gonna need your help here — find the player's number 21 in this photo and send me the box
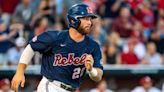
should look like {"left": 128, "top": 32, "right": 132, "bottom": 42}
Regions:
{"left": 72, "top": 67, "right": 85, "bottom": 79}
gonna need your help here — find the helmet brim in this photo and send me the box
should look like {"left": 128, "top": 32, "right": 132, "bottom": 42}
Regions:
{"left": 87, "top": 14, "right": 97, "bottom": 19}
{"left": 76, "top": 14, "right": 97, "bottom": 19}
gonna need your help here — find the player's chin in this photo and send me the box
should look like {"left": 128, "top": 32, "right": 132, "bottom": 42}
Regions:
{"left": 83, "top": 31, "right": 89, "bottom": 35}
{"left": 84, "top": 28, "right": 91, "bottom": 34}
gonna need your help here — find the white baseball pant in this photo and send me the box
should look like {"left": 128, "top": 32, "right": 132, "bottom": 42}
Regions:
{"left": 37, "top": 77, "right": 76, "bottom": 92}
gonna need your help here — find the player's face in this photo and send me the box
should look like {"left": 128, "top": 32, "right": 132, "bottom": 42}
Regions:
{"left": 78, "top": 17, "right": 92, "bottom": 35}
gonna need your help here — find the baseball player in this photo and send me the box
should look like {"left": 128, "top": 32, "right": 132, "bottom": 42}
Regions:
{"left": 11, "top": 3, "right": 103, "bottom": 92}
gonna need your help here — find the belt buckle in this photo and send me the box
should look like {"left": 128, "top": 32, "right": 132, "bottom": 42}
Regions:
{"left": 61, "top": 83, "right": 76, "bottom": 92}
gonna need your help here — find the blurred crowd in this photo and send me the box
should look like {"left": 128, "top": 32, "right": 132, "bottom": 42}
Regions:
{"left": 0, "top": 0, "right": 164, "bottom": 66}
{"left": 0, "top": 76, "right": 163, "bottom": 92}
{"left": 1, "top": 0, "right": 164, "bottom": 92}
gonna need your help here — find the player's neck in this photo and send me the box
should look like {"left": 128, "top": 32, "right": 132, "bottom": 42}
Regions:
{"left": 69, "top": 28, "right": 85, "bottom": 42}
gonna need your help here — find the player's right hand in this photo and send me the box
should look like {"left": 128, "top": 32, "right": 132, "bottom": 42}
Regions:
{"left": 11, "top": 73, "right": 25, "bottom": 92}
{"left": 85, "top": 54, "right": 94, "bottom": 71}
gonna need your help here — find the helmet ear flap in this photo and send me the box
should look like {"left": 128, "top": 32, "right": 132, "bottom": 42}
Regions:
{"left": 67, "top": 15, "right": 81, "bottom": 29}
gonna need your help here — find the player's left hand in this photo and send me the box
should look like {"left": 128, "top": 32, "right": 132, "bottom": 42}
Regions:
{"left": 85, "top": 54, "right": 94, "bottom": 71}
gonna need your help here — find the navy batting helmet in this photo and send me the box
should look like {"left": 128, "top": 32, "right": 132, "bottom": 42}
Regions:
{"left": 67, "top": 3, "right": 97, "bottom": 29}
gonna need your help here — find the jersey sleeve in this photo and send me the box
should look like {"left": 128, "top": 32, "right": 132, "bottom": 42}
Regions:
{"left": 29, "top": 31, "right": 54, "bottom": 53}
{"left": 91, "top": 42, "right": 103, "bottom": 70}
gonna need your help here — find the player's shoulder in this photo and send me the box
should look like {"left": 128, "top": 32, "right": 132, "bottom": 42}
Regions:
{"left": 86, "top": 36, "right": 100, "bottom": 47}
{"left": 45, "top": 29, "right": 68, "bottom": 38}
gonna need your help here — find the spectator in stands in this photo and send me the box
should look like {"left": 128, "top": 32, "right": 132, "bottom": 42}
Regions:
{"left": 0, "top": 0, "right": 19, "bottom": 15}
{"left": 156, "top": 19, "right": 164, "bottom": 40}
{"left": 13, "top": 0, "right": 34, "bottom": 42}
{"left": 123, "top": 31, "right": 146, "bottom": 60}
{"left": 128, "top": 0, "right": 142, "bottom": 11}
{"left": 107, "top": 32, "right": 122, "bottom": 51}
{"left": 104, "top": 32, "right": 122, "bottom": 65}
{"left": 0, "top": 0, "right": 19, "bottom": 25}
{"left": 111, "top": 7, "right": 136, "bottom": 40}
{"left": 134, "top": 0, "right": 154, "bottom": 29}
{"left": 0, "top": 78, "right": 13, "bottom": 92}
{"left": 0, "top": 18, "right": 18, "bottom": 65}
{"left": 132, "top": 21, "right": 146, "bottom": 42}
{"left": 141, "top": 42, "right": 163, "bottom": 65}
{"left": 131, "top": 76, "right": 161, "bottom": 92}
{"left": 7, "top": 37, "right": 26, "bottom": 65}
{"left": 89, "top": 80, "right": 113, "bottom": 92}
{"left": 33, "top": 17, "right": 48, "bottom": 36}
{"left": 104, "top": 44, "right": 119, "bottom": 64}
{"left": 149, "top": 19, "right": 164, "bottom": 55}
{"left": 159, "top": 0, "right": 164, "bottom": 20}
{"left": 31, "top": 0, "right": 40, "bottom": 10}
{"left": 103, "top": 0, "right": 126, "bottom": 30}
{"left": 13, "top": 0, "right": 34, "bottom": 25}
{"left": 0, "top": 7, "right": 2, "bottom": 16}
{"left": 148, "top": 20, "right": 164, "bottom": 64}
{"left": 117, "top": 39, "right": 139, "bottom": 64}
{"left": 37, "top": 0, "right": 56, "bottom": 27}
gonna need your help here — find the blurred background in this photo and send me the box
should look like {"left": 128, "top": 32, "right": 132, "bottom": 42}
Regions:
{"left": 0, "top": 0, "right": 164, "bottom": 92}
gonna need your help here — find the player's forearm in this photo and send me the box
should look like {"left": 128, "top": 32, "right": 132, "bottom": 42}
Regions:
{"left": 16, "top": 63, "right": 27, "bottom": 75}
{"left": 89, "top": 68, "right": 103, "bottom": 82}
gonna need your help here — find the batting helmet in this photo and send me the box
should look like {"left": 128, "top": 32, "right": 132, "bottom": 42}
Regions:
{"left": 67, "top": 3, "right": 97, "bottom": 29}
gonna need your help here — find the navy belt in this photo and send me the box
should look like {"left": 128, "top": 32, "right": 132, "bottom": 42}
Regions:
{"left": 48, "top": 79, "right": 76, "bottom": 92}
